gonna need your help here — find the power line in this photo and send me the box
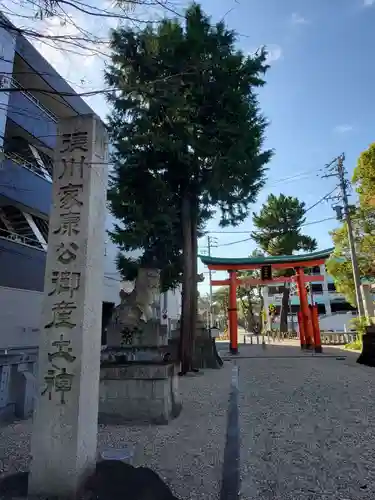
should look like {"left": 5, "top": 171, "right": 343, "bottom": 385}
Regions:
{"left": 304, "top": 187, "right": 339, "bottom": 213}
{"left": 266, "top": 169, "right": 322, "bottom": 188}
{"left": 202, "top": 217, "right": 337, "bottom": 237}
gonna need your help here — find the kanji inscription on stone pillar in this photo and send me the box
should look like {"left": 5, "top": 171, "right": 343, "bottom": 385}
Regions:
{"left": 29, "top": 114, "right": 108, "bottom": 498}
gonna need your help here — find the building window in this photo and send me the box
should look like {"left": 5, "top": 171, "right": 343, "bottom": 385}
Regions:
{"left": 5, "top": 136, "right": 53, "bottom": 180}
{"left": 268, "top": 285, "right": 285, "bottom": 295}
{"left": 0, "top": 206, "right": 47, "bottom": 249}
{"left": 311, "top": 284, "right": 323, "bottom": 293}
{"left": 32, "top": 215, "right": 49, "bottom": 242}
{"left": 317, "top": 304, "right": 326, "bottom": 315}
{"left": 328, "top": 283, "right": 336, "bottom": 292}
{"left": 331, "top": 302, "right": 356, "bottom": 313}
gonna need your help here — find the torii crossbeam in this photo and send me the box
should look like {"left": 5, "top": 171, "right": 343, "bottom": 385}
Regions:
{"left": 199, "top": 248, "right": 334, "bottom": 354}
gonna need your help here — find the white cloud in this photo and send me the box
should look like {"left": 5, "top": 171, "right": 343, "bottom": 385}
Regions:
{"left": 2, "top": 0, "right": 112, "bottom": 119}
{"left": 291, "top": 13, "right": 309, "bottom": 25}
{"left": 265, "top": 45, "right": 283, "bottom": 63}
{"left": 364, "top": 0, "right": 375, "bottom": 6}
{"left": 333, "top": 124, "right": 353, "bottom": 133}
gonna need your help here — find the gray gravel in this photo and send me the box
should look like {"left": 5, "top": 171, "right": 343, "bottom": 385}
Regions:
{"left": 0, "top": 363, "right": 231, "bottom": 500}
{"left": 238, "top": 344, "right": 375, "bottom": 500}
{"left": 1, "top": 344, "right": 375, "bottom": 500}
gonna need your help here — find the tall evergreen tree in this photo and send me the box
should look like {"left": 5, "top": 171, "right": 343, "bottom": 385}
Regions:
{"left": 252, "top": 194, "right": 317, "bottom": 332}
{"left": 106, "top": 3, "right": 272, "bottom": 373}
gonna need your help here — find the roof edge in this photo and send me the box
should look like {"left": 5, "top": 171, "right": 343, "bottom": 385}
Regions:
{"left": 199, "top": 248, "right": 334, "bottom": 266}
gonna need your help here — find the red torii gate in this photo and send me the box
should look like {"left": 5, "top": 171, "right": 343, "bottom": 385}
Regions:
{"left": 199, "top": 248, "right": 334, "bottom": 354}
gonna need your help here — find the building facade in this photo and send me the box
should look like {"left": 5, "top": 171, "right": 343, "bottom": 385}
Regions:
{"left": 263, "top": 264, "right": 357, "bottom": 332}
{"left": 0, "top": 16, "right": 181, "bottom": 351}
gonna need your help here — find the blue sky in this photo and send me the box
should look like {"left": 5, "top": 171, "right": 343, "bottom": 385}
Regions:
{"left": 194, "top": 0, "right": 375, "bottom": 294}
{"left": 6, "top": 0, "right": 375, "bottom": 295}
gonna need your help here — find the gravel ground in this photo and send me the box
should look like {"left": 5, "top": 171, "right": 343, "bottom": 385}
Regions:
{"left": 1, "top": 344, "right": 375, "bottom": 500}
{"left": 237, "top": 344, "right": 375, "bottom": 500}
{"left": 0, "top": 362, "right": 231, "bottom": 500}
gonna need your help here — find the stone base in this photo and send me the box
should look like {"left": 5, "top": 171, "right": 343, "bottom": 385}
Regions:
{"left": 193, "top": 338, "right": 223, "bottom": 369}
{"left": 357, "top": 326, "right": 375, "bottom": 367}
{"left": 99, "top": 363, "right": 182, "bottom": 424}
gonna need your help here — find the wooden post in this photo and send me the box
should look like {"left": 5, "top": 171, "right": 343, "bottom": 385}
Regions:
{"left": 295, "top": 268, "right": 314, "bottom": 349}
{"left": 228, "top": 270, "right": 238, "bottom": 354}
{"left": 311, "top": 304, "right": 322, "bottom": 353}
{"left": 297, "top": 311, "right": 306, "bottom": 350}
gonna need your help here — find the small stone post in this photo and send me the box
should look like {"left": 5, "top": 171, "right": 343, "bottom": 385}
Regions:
{"left": 28, "top": 115, "right": 108, "bottom": 497}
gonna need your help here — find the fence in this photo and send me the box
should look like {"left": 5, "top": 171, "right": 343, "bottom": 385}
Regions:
{"left": 242, "top": 331, "right": 358, "bottom": 346}
{"left": 320, "top": 331, "right": 358, "bottom": 345}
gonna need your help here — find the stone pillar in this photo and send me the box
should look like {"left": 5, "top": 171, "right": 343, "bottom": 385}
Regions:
{"left": 29, "top": 115, "right": 108, "bottom": 497}
{"left": 361, "top": 284, "right": 375, "bottom": 319}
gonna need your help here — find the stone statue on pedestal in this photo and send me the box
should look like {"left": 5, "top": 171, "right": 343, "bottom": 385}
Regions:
{"left": 99, "top": 268, "right": 181, "bottom": 424}
{"left": 105, "top": 268, "right": 165, "bottom": 354}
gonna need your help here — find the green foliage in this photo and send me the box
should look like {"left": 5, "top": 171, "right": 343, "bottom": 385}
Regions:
{"left": 252, "top": 194, "right": 317, "bottom": 255}
{"left": 327, "top": 143, "right": 375, "bottom": 305}
{"left": 350, "top": 316, "right": 368, "bottom": 337}
{"left": 326, "top": 225, "right": 357, "bottom": 306}
{"left": 252, "top": 194, "right": 317, "bottom": 331}
{"left": 212, "top": 287, "right": 229, "bottom": 317}
{"left": 344, "top": 317, "right": 368, "bottom": 351}
{"left": 353, "top": 143, "right": 375, "bottom": 213}
{"left": 237, "top": 249, "right": 264, "bottom": 330}
{"left": 106, "top": 3, "right": 272, "bottom": 292}
{"left": 268, "top": 304, "right": 276, "bottom": 314}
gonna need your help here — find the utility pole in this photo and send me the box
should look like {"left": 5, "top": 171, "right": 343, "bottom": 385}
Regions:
{"left": 324, "top": 153, "right": 365, "bottom": 317}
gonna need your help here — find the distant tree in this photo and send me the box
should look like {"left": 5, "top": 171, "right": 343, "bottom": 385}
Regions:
{"left": 212, "top": 287, "right": 229, "bottom": 320}
{"left": 237, "top": 249, "right": 264, "bottom": 332}
{"left": 327, "top": 143, "right": 375, "bottom": 306}
{"left": 106, "top": 3, "right": 272, "bottom": 374}
{"left": 252, "top": 194, "right": 317, "bottom": 332}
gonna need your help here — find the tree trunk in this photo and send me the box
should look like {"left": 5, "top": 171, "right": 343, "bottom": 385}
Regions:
{"left": 258, "top": 286, "right": 264, "bottom": 332}
{"left": 189, "top": 201, "right": 198, "bottom": 372}
{"left": 247, "top": 294, "right": 255, "bottom": 332}
{"left": 280, "top": 283, "right": 290, "bottom": 333}
{"left": 179, "top": 191, "right": 193, "bottom": 375}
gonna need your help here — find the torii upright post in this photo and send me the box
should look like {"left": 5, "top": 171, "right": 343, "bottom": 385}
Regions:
{"left": 228, "top": 270, "right": 238, "bottom": 354}
{"left": 295, "top": 267, "right": 314, "bottom": 349}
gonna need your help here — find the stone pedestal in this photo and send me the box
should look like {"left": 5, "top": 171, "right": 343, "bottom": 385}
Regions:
{"left": 100, "top": 275, "right": 181, "bottom": 424}
{"left": 357, "top": 324, "right": 375, "bottom": 367}
{"left": 193, "top": 319, "right": 223, "bottom": 369}
{"left": 167, "top": 320, "right": 223, "bottom": 369}
{"left": 99, "top": 363, "right": 181, "bottom": 424}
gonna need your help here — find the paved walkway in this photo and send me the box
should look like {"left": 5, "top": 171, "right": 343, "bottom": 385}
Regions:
{"left": 0, "top": 344, "right": 374, "bottom": 499}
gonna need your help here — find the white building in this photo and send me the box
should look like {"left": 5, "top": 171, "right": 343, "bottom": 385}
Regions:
{"left": 263, "top": 264, "right": 358, "bottom": 332}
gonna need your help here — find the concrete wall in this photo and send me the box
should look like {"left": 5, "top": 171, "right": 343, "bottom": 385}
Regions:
{"left": 319, "top": 313, "right": 357, "bottom": 332}
{"left": 0, "top": 158, "right": 52, "bottom": 216}
{"left": 0, "top": 238, "right": 46, "bottom": 291}
{"left": 0, "top": 25, "right": 16, "bottom": 149}
{"left": 0, "top": 286, "right": 42, "bottom": 348}
{"left": 15, "top": 33, "right": 94, "bottom": 117}
{"left": 7, "top": 90, "right": 57, "bottom": 149}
